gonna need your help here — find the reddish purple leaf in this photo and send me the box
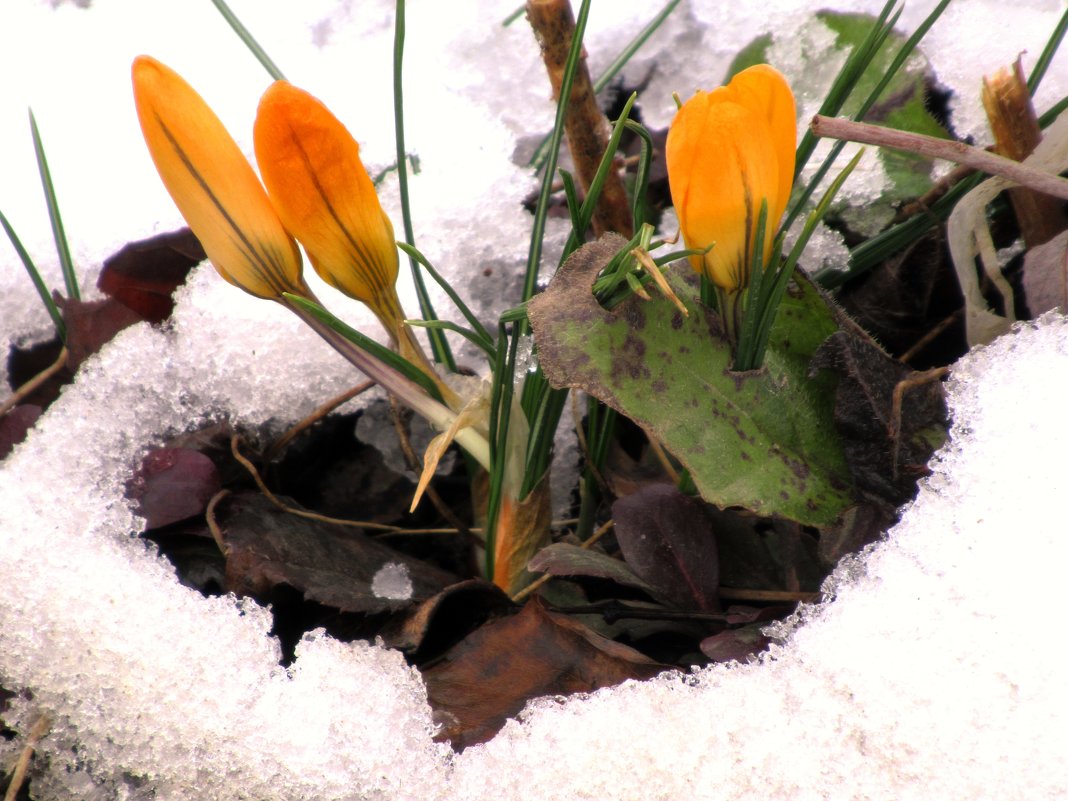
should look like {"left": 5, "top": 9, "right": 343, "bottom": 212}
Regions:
{"left": 527, "top": 542, "right": 656, "bottom": 595}
{"left": 97, "top": 228, "right": 205, "bottom": 323}
{"left": 128, "top": 447, "right": 221, "bottom": 529}
{"left": 612, "top": 484, "right": 720, "bottom": 612}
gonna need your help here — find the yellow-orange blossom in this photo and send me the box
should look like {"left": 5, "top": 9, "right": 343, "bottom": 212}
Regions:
{"left": 132, "top": 55, "right": 308, "bottom": 301}
{"left": 666, "top": 64, "right": 796, "bottom": 292}
{"left": 254, "top": 83, "right": 403, "bottom": 330}
{"left": 133, "top": 56, "right": 451, "bottom": 400}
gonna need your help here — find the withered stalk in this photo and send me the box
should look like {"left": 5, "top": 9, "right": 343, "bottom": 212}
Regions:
{"left": 982, "top": 59, "right": 1068, "bottom": 246}
{"left": 811, "top": 114, "right": 1068, "bottom": 202}
{"left": 526, "top": 0, "right": 634, "bottom": 238}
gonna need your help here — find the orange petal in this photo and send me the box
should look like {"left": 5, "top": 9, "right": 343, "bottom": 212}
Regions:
{"left": 131, "top": 56, "right": 304, "bottom": 300}
{"left": 665, "top": 64, "right": 796, "bottom": 290}
{"left": 723, "top": 65, "right": 797, "bottom": 231}
{"left": 254, "top": 82, "right": 399, "bottom": 319}
{"left": 667, "top": 95, "right": 780, "bottom": 290}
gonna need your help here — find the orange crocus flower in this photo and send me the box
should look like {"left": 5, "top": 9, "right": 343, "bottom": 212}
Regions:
{"left": 253, "top": 82, "right": 403, "bottom": 332}
{"left": 131, "top": 56, "right": 308, "bottom": 300}
{"left": 666, "top": 64, "right": 796, "bottom": 292}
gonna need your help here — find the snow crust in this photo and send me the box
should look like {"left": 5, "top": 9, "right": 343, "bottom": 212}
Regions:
{"left": 2, "top": 0, "right": 1068, "bottom": 798}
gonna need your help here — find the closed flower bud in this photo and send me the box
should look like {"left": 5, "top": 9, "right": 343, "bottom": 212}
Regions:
{"left": 666, "top": 64, "right": 796, "bottom": 292}
{"left": 253, "top": 82, "right": 402, "bottom": 328}
{"left": 132, "top": 56, "right": 306, "bottom": 300}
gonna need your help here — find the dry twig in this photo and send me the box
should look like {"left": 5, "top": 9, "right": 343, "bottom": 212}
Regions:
{"left": 0, "top": 347, "right": 68, "bottom": 417}
{"left": 811, "top": 114, "right": 1068, "bottom": 201}
{"left": 527, "top": 0, "right": 633, "bottom": 237}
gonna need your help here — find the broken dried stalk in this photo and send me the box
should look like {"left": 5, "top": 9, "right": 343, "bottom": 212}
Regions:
{"left": 982, "top": 59, "right": 1068, "bottom": 246}
{"left": 527, "top": 0, "right": 633, "bottom": 237}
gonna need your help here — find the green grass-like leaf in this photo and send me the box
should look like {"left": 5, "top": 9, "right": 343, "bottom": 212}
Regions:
{"left": 397, "top": 242, "right": 495, "bottom": 353}
{"left": 393, "top": 0, "right": 454, "bottom": 372}
{"left": 1029, "top": 7, "right": 1068, "bottom": 94}
{"left": 30, "top": 110, "right": 78, "bottom": 302}
{"left": 209, "top": 0, "right": 286, "bottom": 80}
{"left": 0, "top": 209, "right": 66, "bottom": 342}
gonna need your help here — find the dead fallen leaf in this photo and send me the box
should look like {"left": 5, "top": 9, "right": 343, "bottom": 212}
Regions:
{"left": 809, "top": 330, "right": 946, "bottom": 509}
{"left": 700, "top": 625, "right": 771, "bottom": 664}
{"left": 379, "top": 579, "right": 515, "bottom": 662}
{"left": 216, "top": 491, "right": 455, "bottom": 614}
{"left": 422, "top": 598, "right": 666, "bottom": 749}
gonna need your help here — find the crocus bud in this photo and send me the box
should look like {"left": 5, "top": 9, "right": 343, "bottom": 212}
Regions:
{"left": 132, "top": 56, "right": 307, "bottom": 300}
{"left": 253, "top": 82, "right": 402, "bottom": 328}
{"left": 666, "top": 64, "right": 796, "bottom": 292}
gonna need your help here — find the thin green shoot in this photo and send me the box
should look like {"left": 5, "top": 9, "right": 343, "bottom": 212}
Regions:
{"left": 791, "top": 0, "right": 900, "bottom": 182}
{"left": 393, "top": 0, "right": 454, "bottom": 371}
{"left": 785, "top": 0, "right": 950, "bottom": 233}
{"left": 817, "top": 172, "right": 980, "bottom": 287}
{"left": 30, "top": 111, "right": 78, "bottom": 302}
{"left": 592, "top": 0, "right": 682, "bottom": 96}
{"left": 396, "top": 242, "right": 495, "bottom": 350}
{"left": 594, "top": 236, "right": 708, "bottom": 310}
{"left": 1028, "top": 7, "right": 1068, "bottom": 94}
{"left": 502, "top": 5, "right": 526, "bottom": 26}
{"left": 0, "top": 210, "right": 66, "bottom": 342}
{"left": 560, "top": 170, "right": 584, "bottom": 234}
{"left": 559, "top": 92, "right": 638, "bottom": 259}
{"left": 734, "top": 153, "right": 861, "bottom": 369}
{"left": 209, "top": 0, "right": 286, "bottom": 80}
{"left": 589, "top": 232, "right": 643, "bottom": 301}
{"left": 1039, "top": 94, "right": 1068, "bottom": 127}
{"left": 624, "top": 119, "right": 654, "bottom": 229}
{"left": 520, "top": 378, "right": 567, "bottom": 497}
{"left": 519, "top": 93, "right": 640, "bottom": 499}
{"left": 406, "top": 320, "right": 496, "bottom": 360}
{"left": 783, "top": 1, "right": 901, "bottom": 231}
{"left": 818, "top": 10, "right": 1064, "bottom": 289}
{"left": 729, "top": 201, "right": 769, "bottom": 367}
{"left": 749, "top": 150, "right": 862, "bottom": 364}
{"left": 484, "top": 320, "right": 522, "bottom": 579}
{"left": 498, "top": 303, "right": 532, "bottom": 325}
{"left": 578, "top": 399, "right": 616, "bottom": 538}
{"left": 513, "top": 0, "right": 594, "bottom": 503}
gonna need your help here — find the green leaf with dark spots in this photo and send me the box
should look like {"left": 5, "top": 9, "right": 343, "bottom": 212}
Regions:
{"left": 529, "top": 235, "right": 855, "bottom": 526}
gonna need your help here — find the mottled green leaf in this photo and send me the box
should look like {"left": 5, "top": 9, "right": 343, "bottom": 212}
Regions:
{"left": 529, "top": 235, "right": 855, "bottom": 526}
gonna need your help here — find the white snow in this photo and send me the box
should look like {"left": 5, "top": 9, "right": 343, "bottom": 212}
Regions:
{"left": 2, "top": 0, "right": 1067, "bottom": 799}
{"left": 372, "top": 561, "right": 415, "bottom": 601}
